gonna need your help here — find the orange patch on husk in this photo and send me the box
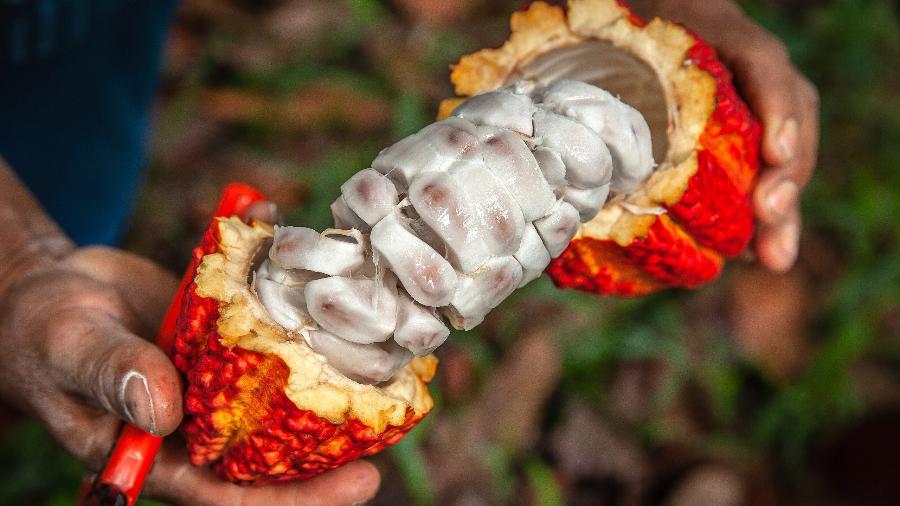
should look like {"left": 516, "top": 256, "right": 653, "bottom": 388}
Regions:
{"left": 547, "top": 237, "right": 664, "bottom": 296}
{"left": 548, "top": 215, "right": 723, "bottom": 296}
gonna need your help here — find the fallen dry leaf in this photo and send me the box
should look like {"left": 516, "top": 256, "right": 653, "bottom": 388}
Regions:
{"left": 727, "top": 264, "right": 813, "bottom": 380}
{"left": 391, "top": 0, "right": 474, "bottom": 26}
{"left": 200, "top": 84, "right": 391, "bottom": 133}
{"left": 664, "top": 465, "right": 745, "bottom": 506}
{"left": 549, "top": 401, "right": 646, "bottom": 498}
{"left": 436, "top": 344, "right": 477, "bottom": 403}
{"left": 607, "top": 359, "right": 668, "bottom": 426}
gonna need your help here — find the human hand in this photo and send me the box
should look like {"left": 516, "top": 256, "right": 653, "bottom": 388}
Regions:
{"left": 631, "top": 0, "right": 820, "bottom": 272}
{"left": 0, "top": 246, "right": 379, "bottom": 505}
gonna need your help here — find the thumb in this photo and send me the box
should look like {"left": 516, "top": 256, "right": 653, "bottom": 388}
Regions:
{"left": 49, "top": 311, "right": 184, "bottom": 436}
{"left": 65, "top": 247, "right": 180, "bottom": 335}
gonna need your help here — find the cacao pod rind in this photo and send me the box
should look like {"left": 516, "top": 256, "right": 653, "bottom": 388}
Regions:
{"left": 174, "top": 218, "right": 434, "bottom": 484}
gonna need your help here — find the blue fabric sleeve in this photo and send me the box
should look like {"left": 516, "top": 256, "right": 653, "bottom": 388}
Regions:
{"left": 0, "top": 0, "right": 177, "bottom": 246}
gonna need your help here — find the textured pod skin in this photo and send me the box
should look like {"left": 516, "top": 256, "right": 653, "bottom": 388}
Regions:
{"left": 440, "top": 0, "right": 761, "bottom": 296}
{"left": 173, "top": 217, "right": 436, "bottom": 484}
{"left": 172, "top": 0, "right": 758, "bottom": 486}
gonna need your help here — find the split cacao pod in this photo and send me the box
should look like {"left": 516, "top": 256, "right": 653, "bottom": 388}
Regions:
{"left": 174, "top": 0, "right": 760, "bottom": 484}
{"left": 439, "top": 0, "right": 761, "bottom": 296}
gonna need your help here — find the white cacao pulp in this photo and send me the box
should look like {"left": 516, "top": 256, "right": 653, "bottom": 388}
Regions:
{"left": 255, "top": 79, "right": 654, "bottom": 384}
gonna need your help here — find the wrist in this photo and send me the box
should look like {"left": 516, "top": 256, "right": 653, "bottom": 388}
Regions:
{"left": 0, "top": 232, "right": 74, "bottom": 300}
{"left": 0, "top": 162, "right": 76, "bottom": 300}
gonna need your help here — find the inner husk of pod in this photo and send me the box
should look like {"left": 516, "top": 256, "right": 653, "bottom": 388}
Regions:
{"left": 201, "top": 218, "right": 432, "bottom": 430}
{"left": 506, "top": 40, "right": 669, "bottom": 166}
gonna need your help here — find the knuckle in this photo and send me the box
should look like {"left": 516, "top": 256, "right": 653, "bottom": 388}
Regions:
{"left": 747, "top": 30, "right": 790, "bottom": 65}
{"left": 730, "top": 29, "right": 793, "bottom": 86}
{"left": 67, "top": 246, "right": 126, "bottom": 272}
{"left": 75, "top": 245, "right": 118, "bottom": 259}
{"left": 799, "top": 77, "right": 820, "bottom": 108}
{"left": 233, "top": 490, "right": 254, "bottom": 506}
{"left": 766, "top": 39, "right": 791, "bottom": 64}
{"left": 39, "top": 400, "right": 117, "bottom": 470}
{"left": 74, "top": 430, "right": 116, "bottom": 471}
{"left": 83, "top": 341, "right": 121, "bottom": 407}
{"left": 789, "top": 153, "right": 817, "bottom": 184}
{"left": 799, "top": 156, "right": 818, "bottom": 181}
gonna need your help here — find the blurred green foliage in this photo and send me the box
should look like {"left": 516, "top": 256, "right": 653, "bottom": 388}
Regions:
{"left": 1, "top": 0, "right": 897, "bottom": 504}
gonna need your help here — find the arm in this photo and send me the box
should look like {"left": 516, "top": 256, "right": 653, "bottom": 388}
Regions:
{"left": 0, "top": 162, "right": 75, "bottom": 295}
{"left": 630, "top": 0, "right": 819, "bottom": 272}
{"left": 0, "top": 161, "right": 379, "bottom": 505}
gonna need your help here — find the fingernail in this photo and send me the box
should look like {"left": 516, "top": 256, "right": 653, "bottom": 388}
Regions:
{"left": 775, "top": 118, "right": 798, "bottom": 162}
{"left": 766, "top": 179, "right": 798, "bottom": 219}
{"left": 776, "top": 221, "right": 800, "bottom": 269}
{"left": 121, "top": 371, "right": 158, "bottom": 435}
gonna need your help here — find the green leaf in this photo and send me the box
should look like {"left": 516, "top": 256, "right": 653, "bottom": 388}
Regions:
{"left": 524, "top": 456, "right": 565, "bottom": 506}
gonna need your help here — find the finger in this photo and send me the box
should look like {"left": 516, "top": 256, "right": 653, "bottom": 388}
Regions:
{"left": 753, "top": 78, "right": 819, "bottom": 225}
{"left": 64, "top": 247, "right": 180, "bottom": 335}
{"left": 753, "top": 168, "right": 799, "bottom": 226}
{"left": 712, "top": 18, "right": 819, "bottom": 177}
{"left": 647, "top": 4, "right": 819, "bottom": 181}
{"left": 243, "top": 200, "right": 280, "bottom": 224}
{"left": 45, "top": 307, "right": 183, "bottom": 436}
{"left": 722, "top": 30, "right": 799, "bottom": 167}
{"left": 145, "top": 439, "right": 381, "bottom": 506}
{"left": 714, "top": 20, "right": 819, "bottom": 261}
{"left": 760, "top": 75, "right": 819, "bottom": 184}
{"left": 754, "top": 208, "right": 801, "bottom": 272}
{"left": 32, "top": 392, "right": 123, "bottom": 470}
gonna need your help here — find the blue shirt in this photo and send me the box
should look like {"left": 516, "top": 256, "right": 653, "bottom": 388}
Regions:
{"left": 0, "top": 0, "right": 176, "bottom": 245}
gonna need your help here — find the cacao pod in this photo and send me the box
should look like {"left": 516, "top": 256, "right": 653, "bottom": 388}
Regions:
{"left": 174, "top": 0, "right": 760, "bottom": 484}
